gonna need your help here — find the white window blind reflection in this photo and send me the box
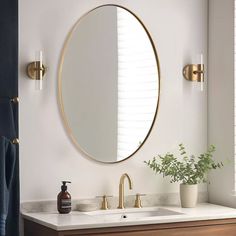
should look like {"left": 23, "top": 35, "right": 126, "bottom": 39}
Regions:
{"left": 117, "top": 8, "right": 158, "bottom": 161}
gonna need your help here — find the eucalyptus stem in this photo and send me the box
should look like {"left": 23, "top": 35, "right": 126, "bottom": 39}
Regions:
{"left": 144, "top": 144, "right": 223, "bottom": 184}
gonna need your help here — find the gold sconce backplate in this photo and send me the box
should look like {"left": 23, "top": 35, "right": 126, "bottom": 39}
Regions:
{"left": 27, "top": 61, "right": 46, "bottom": 80}
{"left": 183, "top": 64, "right": 204, "bottom": 82}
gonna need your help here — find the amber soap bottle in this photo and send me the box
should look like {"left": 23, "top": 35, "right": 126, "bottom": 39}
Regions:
{"left": 57, "top": 181, "right": 72, "bottom": 214}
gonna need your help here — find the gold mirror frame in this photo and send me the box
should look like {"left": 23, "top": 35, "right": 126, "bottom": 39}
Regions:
{"left": 58, "top": 4, "right": 161, "bottom": 164}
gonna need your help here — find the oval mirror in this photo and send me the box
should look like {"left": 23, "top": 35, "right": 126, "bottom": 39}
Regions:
{"left": 59, "top": 5, "right": 160, "bottom": 163}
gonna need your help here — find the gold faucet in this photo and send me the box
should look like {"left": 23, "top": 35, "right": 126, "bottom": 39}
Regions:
{"left": 118, "top": 173, "right": 133, "bottom": 209}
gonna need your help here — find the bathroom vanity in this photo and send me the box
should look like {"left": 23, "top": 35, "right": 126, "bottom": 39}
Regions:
{"left": 23, "top": 204, "right": 236, "bottom": 236}
{"left": 24, "top": 219, "right": 236, "bottom": 236}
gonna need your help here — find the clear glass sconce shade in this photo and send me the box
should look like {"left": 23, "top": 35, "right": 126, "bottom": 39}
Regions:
{"left": 35, "top": 50, "right": 43, "bottom": 90}
{"left": 197, "top": 53, "right": 204, "bottom": 92}
{"left": 26, "top": 50, "right": 47, "bottom": 90}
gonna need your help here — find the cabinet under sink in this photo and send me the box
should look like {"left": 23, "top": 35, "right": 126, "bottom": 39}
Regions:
{"left": 24, "top": 218, "right": 236, "bottom": 236}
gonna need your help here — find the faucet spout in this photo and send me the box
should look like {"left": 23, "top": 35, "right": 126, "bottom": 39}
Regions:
{"left": 118, "top": 173, "right": 133, "bottom": 209}
{"left": 120, "top": 173, "right": 133, "bottom": 189}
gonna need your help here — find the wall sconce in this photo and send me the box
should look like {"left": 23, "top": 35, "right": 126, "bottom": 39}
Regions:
{"left": 183, "top": 54, "right": 205, "bottom": 91}
{"left": 26, "top": 51, "right": 47, "bottom": 90}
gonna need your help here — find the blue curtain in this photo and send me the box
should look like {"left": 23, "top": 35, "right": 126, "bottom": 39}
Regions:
{"left": 0, "top": 0, "right": 19, "bottom": 235}
{"left": 0, "top": 99, "right": 19, "bottom": 236}
{"left": 0, "top": 136, "right": 16, "bottom": 236}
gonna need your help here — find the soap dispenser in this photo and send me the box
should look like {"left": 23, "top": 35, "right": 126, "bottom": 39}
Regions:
{"left": 57, "top": 181, "right": 72, "bottom": 214}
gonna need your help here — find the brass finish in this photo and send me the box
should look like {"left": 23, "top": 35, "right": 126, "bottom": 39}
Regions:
{"left": 12, "top": 138, "right": 19, "bottom": 144}
{"left": 57, "top": 4, "right": 161, "bottom": 164}
{"left": 11, "top": 97, "right": 19, "bottom": 103}
{"left": 27, "top": 61, "right": 46, "bottom": 80}
{"left": 96, "top": 195, "right": 112, "bottom": 210}
{"left": 183, "top": 64, "right": 204, "bottom": 82}
{"left": 134, "top": 194, "right": 146, "bottom": 208}
{"left": 118, "top": 173, "right": 133, "bottom": 209}
{"left": 101, "top": 195, "right": 109, "bottom": 210}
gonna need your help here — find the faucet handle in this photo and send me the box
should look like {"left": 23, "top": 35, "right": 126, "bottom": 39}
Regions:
{"left": 96, "top": 195, "right": 113, "bottom": 198}
{"left": 96, "top": 195, "right": 113, "bottom": 210}
{"left": 134, "top": 193, "right": 146, "bottom": 208}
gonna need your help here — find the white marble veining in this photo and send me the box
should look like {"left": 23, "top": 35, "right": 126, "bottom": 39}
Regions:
{"left": 22, "top": 203, "right": 236, "bottom": 231}
{"left": 21, "top": 192, "right": 208, "bottom": 213}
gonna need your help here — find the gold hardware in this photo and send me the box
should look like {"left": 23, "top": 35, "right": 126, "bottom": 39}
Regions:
{"left": 183, "top": 64, "right": 204, "bottom": 82}
{"left": 57, "top": 4, "right": 161, "bottom": 164}
{"left": 101, "top": 195, "right": 109, "bottom": 210}
{"left": 118, "top": 173, "right": 133, "bottom": 209}
{"left": 12, "top": 138, "right": 19, "bottom": 144}
{"left": 10, "top": 97, "right": 19, "bottom": 103}
{"left": 96, "top": 195, "right": 112, "bottom": 210}
{"left": 27, "top": 61, "right": 47, "bottom": 80}
{"left": 134, "top": 194, "right": 146, "bottom": 208}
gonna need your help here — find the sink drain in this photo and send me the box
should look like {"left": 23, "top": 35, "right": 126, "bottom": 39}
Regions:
{"left": 121, "top": 214, "right": 128, "bottom": 219}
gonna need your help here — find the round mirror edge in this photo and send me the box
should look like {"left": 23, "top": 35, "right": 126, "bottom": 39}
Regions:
{"left": 57, "top": 4, "right": 161, "bottom": 164}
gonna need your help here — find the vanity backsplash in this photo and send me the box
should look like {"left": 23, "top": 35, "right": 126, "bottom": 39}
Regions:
{"left": 21, "top": 192, "right": 208, "bottom": 213}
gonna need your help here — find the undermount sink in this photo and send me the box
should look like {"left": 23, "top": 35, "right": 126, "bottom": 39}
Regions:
{"left": 84, "top": 207, "right": 183, "bottom": 221}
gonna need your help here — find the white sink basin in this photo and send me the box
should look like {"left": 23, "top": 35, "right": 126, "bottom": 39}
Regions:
{"left": 84, "top": 207, "right": 183, "bottom": 221}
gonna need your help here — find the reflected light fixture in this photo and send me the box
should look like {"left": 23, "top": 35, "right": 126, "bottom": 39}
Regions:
{"left": 183, "top": 54, "right": 205, "bottom": 91}
{"left": 26, "top": 51, "right": 47, "bottom": 90}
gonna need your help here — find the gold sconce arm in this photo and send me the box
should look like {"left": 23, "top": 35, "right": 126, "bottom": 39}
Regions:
{"left": 26, "top": 61, "right": 47, "bottom": 80}
{"left": 183, "top": 64, "right": 204, "bottom": 82}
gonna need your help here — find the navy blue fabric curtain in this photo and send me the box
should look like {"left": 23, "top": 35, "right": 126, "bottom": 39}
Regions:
{"left": 0, "top": 137, "right": 16, "bottom": 236}
{"left": 0, "top": 0, "right": 19, "bottom": 235}
{"left": 0, "top": 0, "right": 18, "bottom": 97}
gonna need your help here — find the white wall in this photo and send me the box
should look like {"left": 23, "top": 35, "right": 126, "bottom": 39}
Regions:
{"left": 208, "top": 0, "right": 235, "bottom": 207}
{"left": 19, "top": 0, "right": 208, "bottom": 202}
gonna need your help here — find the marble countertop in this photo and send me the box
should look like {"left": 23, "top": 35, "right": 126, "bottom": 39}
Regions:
{"left": 22, "top": 203, "right": 236, "bottom": 231}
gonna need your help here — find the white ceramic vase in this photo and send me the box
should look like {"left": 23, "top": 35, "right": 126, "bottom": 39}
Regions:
{"left": 180, "top": 183, "right": 198, "bottom": 208}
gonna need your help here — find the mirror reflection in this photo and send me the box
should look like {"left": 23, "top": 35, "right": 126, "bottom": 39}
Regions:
{"left": 59, "top": 5, "right": 159, "bottom": 163}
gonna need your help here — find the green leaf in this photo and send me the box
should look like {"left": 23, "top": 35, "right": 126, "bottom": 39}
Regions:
{"left": 144, "top": 144, "right": 224, "bottom": 184}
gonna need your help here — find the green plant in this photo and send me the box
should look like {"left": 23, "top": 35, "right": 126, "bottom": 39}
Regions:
{"left": 144, "top": 144, "right": 223, "bottom": 185}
